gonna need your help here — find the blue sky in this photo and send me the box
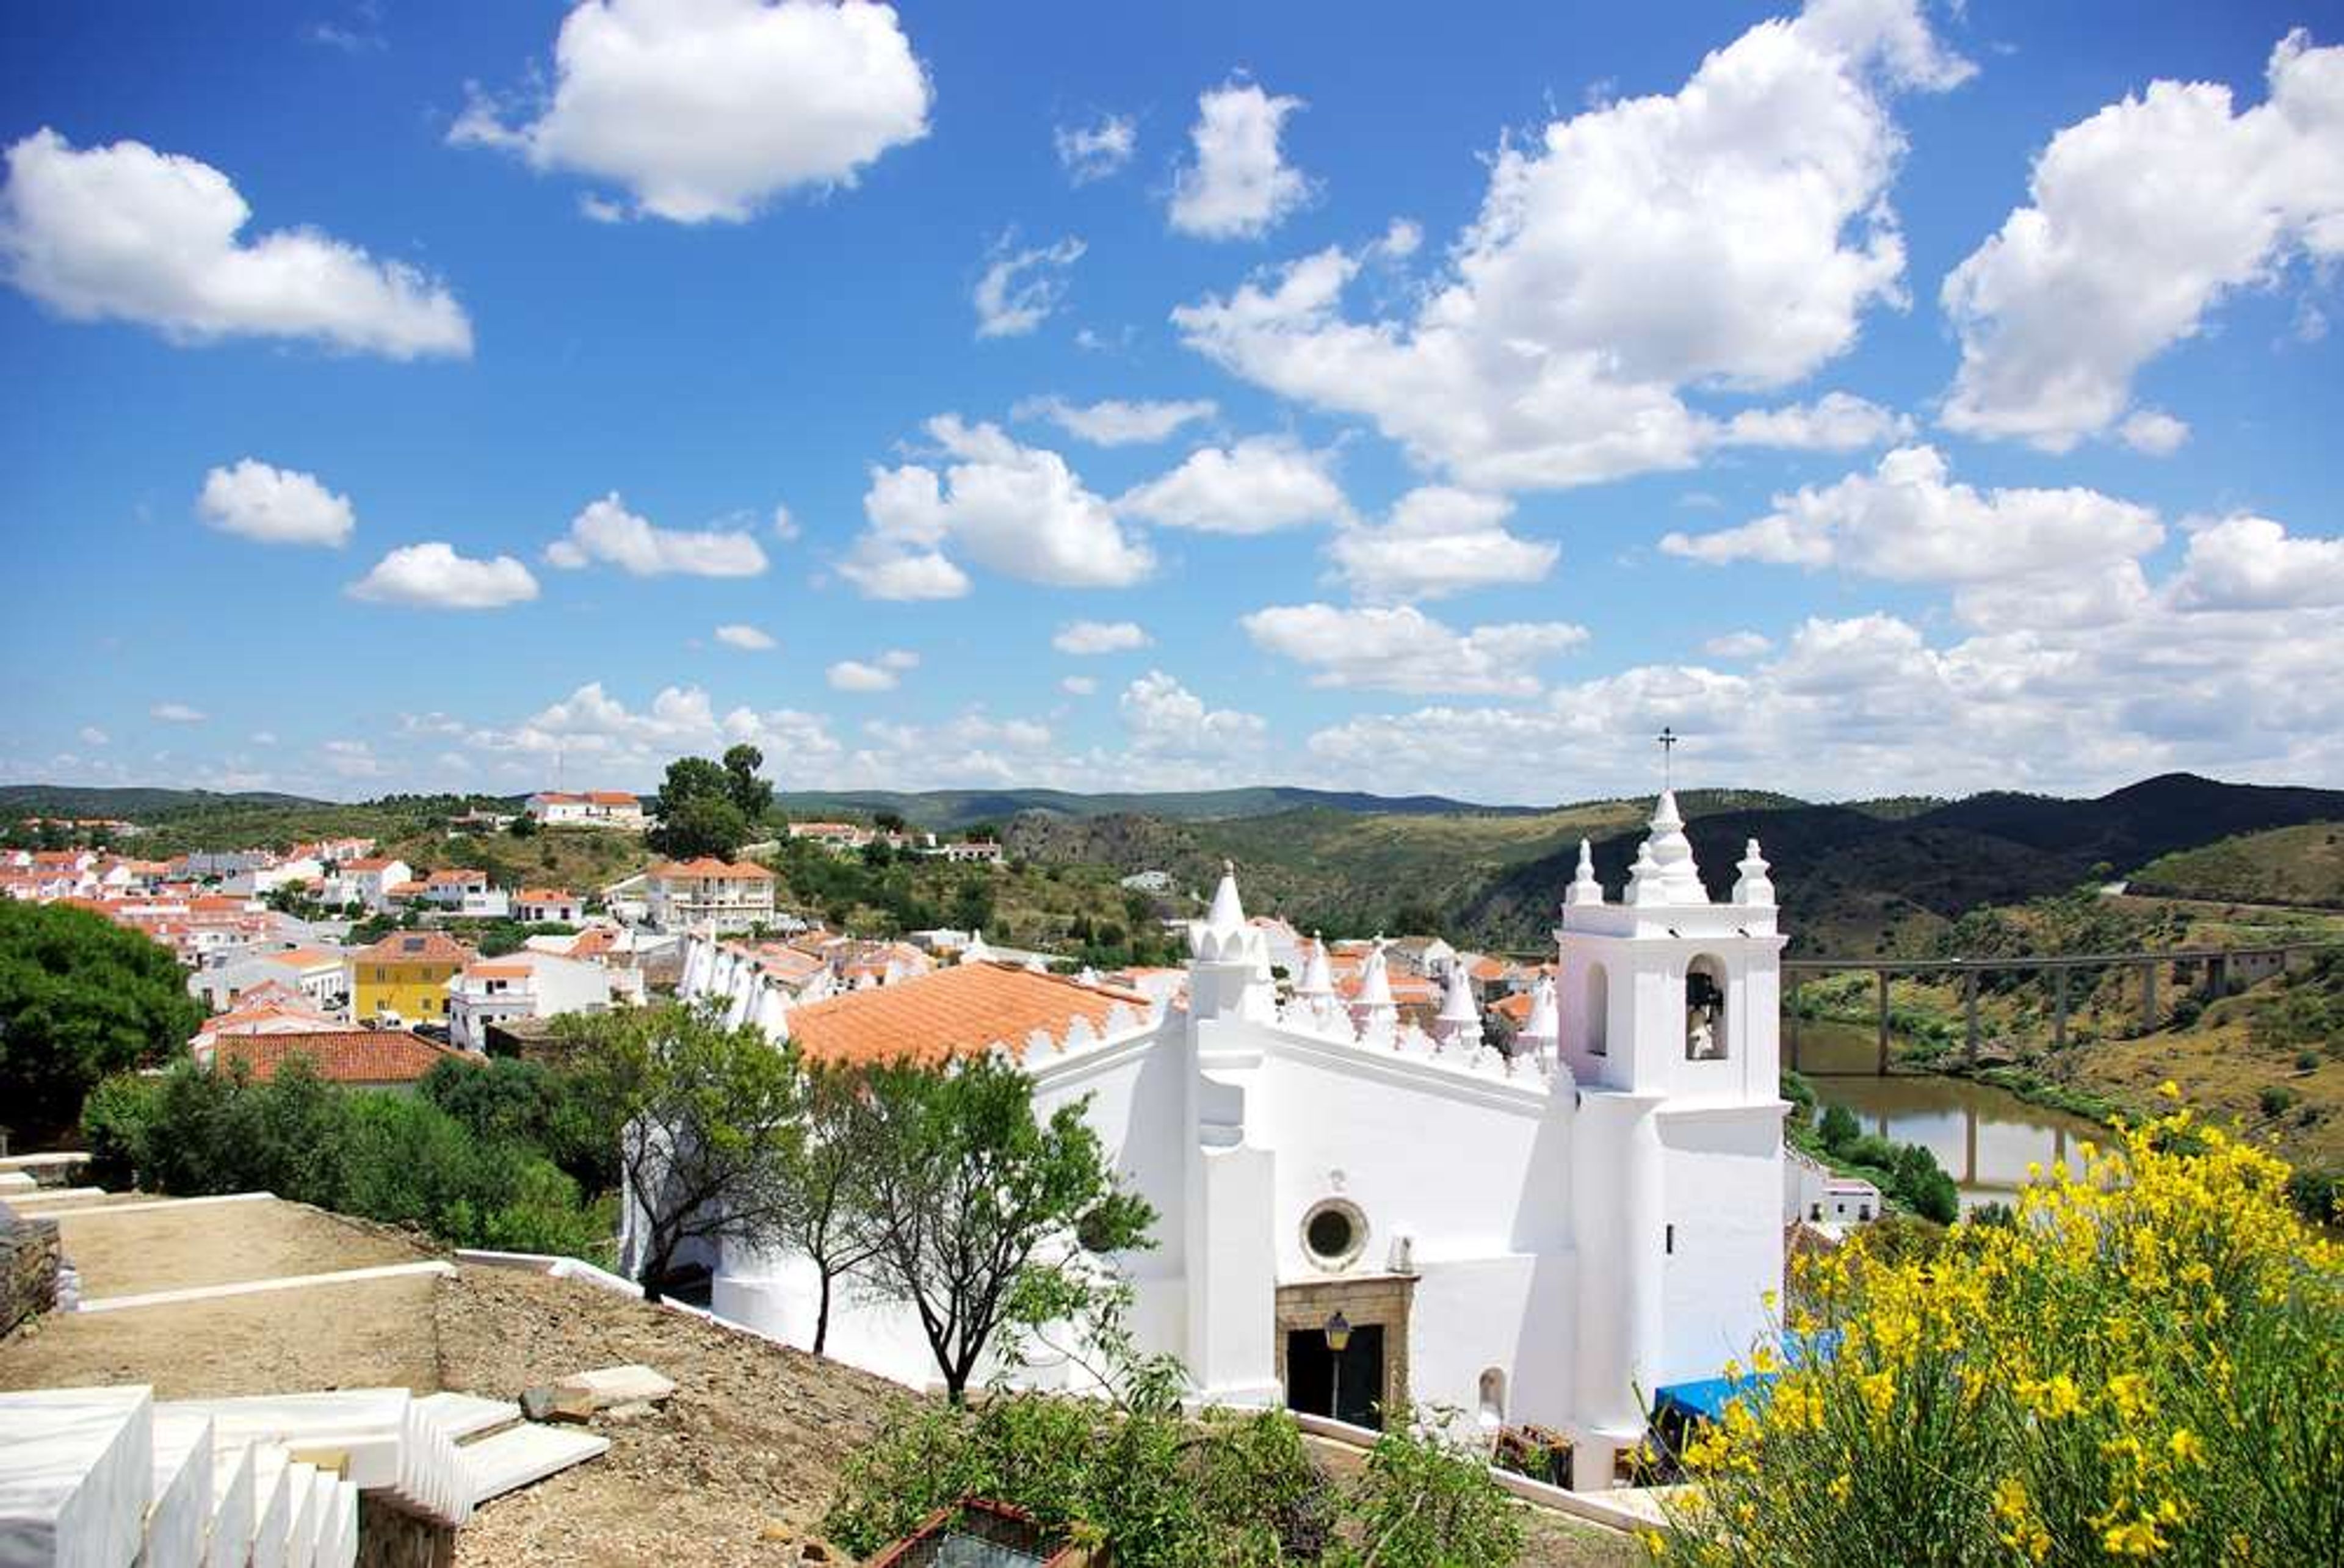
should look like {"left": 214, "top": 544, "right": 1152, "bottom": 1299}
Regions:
{"left": 3, "top": 0, "right": 2340, "bottom": 805}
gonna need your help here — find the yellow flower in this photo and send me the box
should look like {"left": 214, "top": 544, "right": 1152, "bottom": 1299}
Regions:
{"left": 2168, "top": 1428, "right": 2204, "bottom": 1466}
{"left": 1827, "top": 1472, "right": 1852, "bottom": 1504}
{"left": 2104, "top": 1517, "right": 2166, "bottom": 1556}
{"left": 1858, "top": 1368, "right": 1897, "bottom": 1420}
{"left": 2157, "top": 1079, "right": 2182, "bottom": 1100}
{"left": 1637, "top": 1528, "right": 1666, "bottom": 1559}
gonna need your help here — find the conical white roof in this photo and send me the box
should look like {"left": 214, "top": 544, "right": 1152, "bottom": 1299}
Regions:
{"left": 1637, "top": 790, "right": 1709, "bottom": 905}
{"left": 1356, "top": 941, "right": 1395, "bottom": 1009}
{"left": 1437, "top": 961, "right": 1480, "bottom": 1026}
{"left": 1296, "top": 934, "right": 1334, "bottom": 998}
{"left": 1206, "top": 860, "right": 1246, "bottom": 932}
{"left": 1521, "top": 974, "right": 1559, "bottom": 1042}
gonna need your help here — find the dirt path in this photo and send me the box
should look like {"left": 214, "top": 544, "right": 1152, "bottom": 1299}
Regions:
{"left": 0, "top": 1273, "right": 444, "bottom": 1397}
{"left": 55, "top": 1198, "right": 427, "bottom": 1297}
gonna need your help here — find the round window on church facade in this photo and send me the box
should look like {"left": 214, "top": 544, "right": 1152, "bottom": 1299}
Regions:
{"left": 1302, "top": 1199, "right": 1368, "bottom": 1270}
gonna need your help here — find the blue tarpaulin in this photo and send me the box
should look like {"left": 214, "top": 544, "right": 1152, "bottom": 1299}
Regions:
{"left": 1651, "top": 1331, "right": 1841, "bottom": 1426}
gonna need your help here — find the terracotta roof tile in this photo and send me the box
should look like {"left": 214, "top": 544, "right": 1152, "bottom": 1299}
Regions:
{"left": 786, "top": 961, "right": 1146, "bottom": 1069}
{"left": 353, "top": 930, "right": 476, "bottom": 965}
{"left": 211, "top": 1030, "right": 469, "bottom": 1084}
{"left": 649, "top": 858, "right": 774, "bottom": 881}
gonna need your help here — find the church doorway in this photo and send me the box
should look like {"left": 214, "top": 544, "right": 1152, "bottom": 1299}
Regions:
{"left": 1274, "top": 1275, "right": 1414, "bottom": 1432}
{"left": 1285, "top": 1323, "right": 1386, "bottom": 1429}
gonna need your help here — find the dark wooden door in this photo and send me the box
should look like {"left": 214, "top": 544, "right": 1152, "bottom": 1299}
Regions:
{"left": 1285, "top": 1324, "right": 1385, "bottom": 1429}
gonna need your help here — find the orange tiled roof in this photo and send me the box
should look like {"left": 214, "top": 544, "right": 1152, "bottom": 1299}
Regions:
{"left": 585, "top": 790, "right": 638, "bottom": 804}
{"left": 267, "top": 947, "right": 339, "bottom": 969}
{"left": 649, "top": 858, "right": 774, "bottom": 881}
{"left": 341, "top": 858, "right": 399, "bottom": 872}
{"left": 354, "top": 930, "right": 476, "bottom": 966}
{"left": 516, "top": 887, "right": 573, "bottom": 903}
{"left": 1469, "top": 956, "right": 1510, "bottom": 980}
{"left": 211, "top": 1030, "right": 468, "bottom": 1085}
{"left": 786, "top": 961, "right": 1145, "bottom": 1069}
{"left": 425, "top": 868, "right": 484, "bottom": 885}
{"left": 1491, "top": 992, "right": 1535, "bottom": 1024}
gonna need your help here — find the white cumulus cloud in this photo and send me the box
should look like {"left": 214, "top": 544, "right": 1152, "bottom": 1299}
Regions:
{"left": 546, "top": 493, "right": 768, "bottom": 577}
{"left": 1053, "top": 620, "right": 1151, "bottom": 655}
{"left": 1328, "top": 486, "right": 1558, "bottom": 602}
{"left": 2170, "top": 513, "right": 2344, "bottom": 610}
{"left": 973, "top": 233, "right": 1084, "bottom": 339}
{"left": 1055, "top": 113, "right": 1136, "bottom": 184}
{"left": 1170, "top": 78, "right": 1314, "bottom": 239}
{"left": 197, "top": 459, "right": 356, "bottom": 547}
{"left": 1120, "top": 670, "right": 1266, "bottom": 756}
{"left": 1174, "top": 2, "right": 1968, "bottom": 490}
{"left": 1243, "top": 603, "right": 1587, "bottom": 696}
{"left": 714, "top": 623, "right": 777, "bottom": 651}
{"left": 1012, "top": 395, "right": 1217, "bottom": 446}
{"left": 1941, "top": 30, "right": 2344, "bottom": 450}
{"left": 1117, "top": 436, "right": 1349, "bottom": 534}
{"left": 1661, "top": 445, "right": 2163, "bottom": 586}
{"left": 842, "top": 416, "right": 1153, "bottom": 598}
{"left": 0, "top": 128, "right": 471, "bottom": 358}
{"left": 150, "top": 703, "right": 206, "bottom": 723}
{"left": 828, "top": 657, "right": 904, "bottom": 692}
{"left": 348, "top": 542, "right": 540, "bottom": 609}
{"left": 450, "top": 0, "right": 933, "bottom": 224}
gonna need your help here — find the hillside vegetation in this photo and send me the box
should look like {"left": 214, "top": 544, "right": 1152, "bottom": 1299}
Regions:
{"left": 2132, "top": 821, "right": 2344, "bottom": 908}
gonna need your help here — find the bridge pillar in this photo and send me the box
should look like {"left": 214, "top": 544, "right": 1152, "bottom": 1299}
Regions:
{"left": 2141, "top": 959, "right": 2157, "bottom": 1033}
{"left": 1876, "top": 970, "right": 1890, "bottom": 1077}
{"left": 2052, "top": 966, "right": 2068, "bottom": 1052}
{"left": 1963, "top": 968, "right": 1980, "bottom": 1064}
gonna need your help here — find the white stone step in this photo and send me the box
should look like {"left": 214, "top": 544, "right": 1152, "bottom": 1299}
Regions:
{"left": 0, "top": 1170, "right": 34, "bottom": 1192}
{"left": 281, "top": 1461, "right": 317, "bottom": 1568}
{"left": 6, "top": 1187, "right": 111, "bottom": 1210}
{"left": 247, "top": 1449, "right": 291, "bottom": 1568}
{"left": 461, "top": 1425, "right": 610, "bottom": 1508}
{"left": 553, "top": 1364, "right": 673, "bottom": 1414}
{"left": 136, "top": 1411, "right": 214, "bottom": 1567}
{"left": 412, "top": 1392, "right": 522, "bottom": 1443}
{"left": 205, "top": 1442, "right": 255, "bottom": 1568}
{"left": 0, "top": 1384, "right": 153, "bottom": 1568}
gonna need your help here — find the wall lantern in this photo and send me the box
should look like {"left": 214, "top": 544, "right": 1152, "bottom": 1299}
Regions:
{"left": 1324, "top": 1309, "right": 1352, "bottom": 1353}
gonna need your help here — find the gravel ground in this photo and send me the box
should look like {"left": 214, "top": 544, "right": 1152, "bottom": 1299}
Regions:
{"left": 438, "top": 1269, "right": 910, "bottom": 1566}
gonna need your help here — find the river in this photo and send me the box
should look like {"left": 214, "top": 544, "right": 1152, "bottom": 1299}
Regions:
{"left": 1790, "top": 1019, "right": 2108, "bottom": 1212}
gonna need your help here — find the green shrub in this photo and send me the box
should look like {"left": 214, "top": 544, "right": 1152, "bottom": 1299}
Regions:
{"left": 825, "top": 1394, "right": 1517, "bottom": 1567}
{"left": 0, "top": 900, "right": 202, "bottom": 1136}
{"left": 1816, "top": 1103, "right": 1860, "bottom": 1152}
{"left": 2260, "top": 1084, "right": 2299, "bottom": 1119}
{"left": 79, "top": 1072, "right": 162, "bottom": 1188}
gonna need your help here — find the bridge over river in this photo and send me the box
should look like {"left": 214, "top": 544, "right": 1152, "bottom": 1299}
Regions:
{"left": 1782, "top": 938, "right": 2343, "bottom": 1077}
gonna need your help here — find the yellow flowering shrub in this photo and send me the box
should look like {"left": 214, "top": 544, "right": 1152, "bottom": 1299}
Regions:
{"left": 1655, "top": 1107, "right": 2343, "bottom": 1566}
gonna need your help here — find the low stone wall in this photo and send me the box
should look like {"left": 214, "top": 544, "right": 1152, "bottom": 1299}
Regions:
{"left": 355, "top": 1496, "right": 457, "bottom": 1568}
{"left": 0, "top": 1201, "right": 62, "bottom": 1336}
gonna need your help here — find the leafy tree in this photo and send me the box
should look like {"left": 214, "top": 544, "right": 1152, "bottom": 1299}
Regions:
{"left": 772, "top": 1061, "right": 888, "bottom": 1355}
{"left": 561, "top": 1001, "right": 803, "bottom": 1300}
{"left": 650, "top": 790, "right": 751, "bottom": 862}
{"left": 853, "top": 1053, "right": 1155, "bottom": 1401}
{"left": 722, "top": 743, "right": 774, "bottom": 822}
{"left": 1816, "top": 1102, "right": 1860, "bottom": 1153}
{"left": 0, "top": 900, "right": 202, "bottom": 1135}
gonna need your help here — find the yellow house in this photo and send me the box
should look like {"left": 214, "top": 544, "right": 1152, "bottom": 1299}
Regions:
{"left": 350, "top": 930, "right": 476, "bottom": 1024}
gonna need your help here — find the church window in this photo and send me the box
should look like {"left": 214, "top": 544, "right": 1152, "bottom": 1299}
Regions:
{"left": 1685, "top": 956, "right": 1729, "bottom": 1060}
{"left": 1302, "top": 1198, "right": 1368, "bottom": 1271}
{"left": 1584, "top": 963, "right": 1608, "bottom": 1055}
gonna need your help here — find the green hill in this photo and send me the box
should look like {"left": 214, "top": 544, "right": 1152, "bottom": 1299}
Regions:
{"left": 772, "top": 784, "right": 1530, "bottom": 829}
{"left": 2132, "top": 822, "right": 2344, "bottom": 909}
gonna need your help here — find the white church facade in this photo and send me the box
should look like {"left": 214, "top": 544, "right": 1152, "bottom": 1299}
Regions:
{"left": 657, "top": 791, "right": 1787, "bottom": 1489}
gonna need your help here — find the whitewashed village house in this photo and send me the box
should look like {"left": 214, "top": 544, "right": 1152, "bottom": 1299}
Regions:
{"left": 654, "top": 792, "right": 1787, "bottom": 1489}
{"left": 526, "top": 790, "right": 647, "bottom": 829}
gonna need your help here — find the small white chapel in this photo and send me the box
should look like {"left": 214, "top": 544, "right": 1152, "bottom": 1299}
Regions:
{"left": 657, "top": 789, "right": 1787, "bottom": 1490}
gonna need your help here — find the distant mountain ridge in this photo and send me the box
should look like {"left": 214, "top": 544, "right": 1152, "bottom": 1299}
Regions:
{"left": 769, "top": 784, "right": 1533, "bottom": 828}
{"left": 0, "top": 784, "right": 334, "bottom": 816}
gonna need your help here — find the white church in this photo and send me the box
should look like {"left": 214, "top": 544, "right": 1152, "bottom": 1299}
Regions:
{"left": 657, "top": 790, "right": 1786, "bottom": 1490}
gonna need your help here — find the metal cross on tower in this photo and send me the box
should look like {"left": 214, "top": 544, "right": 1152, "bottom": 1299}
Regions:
{"left": 1656, "top": 726, "right": 1679, "bottom": 790}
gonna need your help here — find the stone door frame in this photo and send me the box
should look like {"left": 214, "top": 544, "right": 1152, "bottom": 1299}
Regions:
{"left": 1273, "top": 1274, "right": 1415, "bottom": 1424}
